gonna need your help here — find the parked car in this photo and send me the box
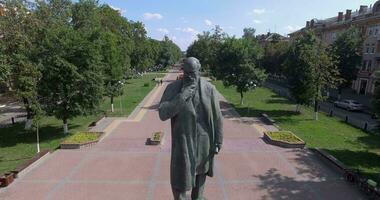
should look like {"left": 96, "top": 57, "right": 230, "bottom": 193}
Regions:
{"left": 334, "top": 99, "right": 364, "bottom": 111}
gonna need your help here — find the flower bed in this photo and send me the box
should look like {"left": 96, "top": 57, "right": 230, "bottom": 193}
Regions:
{"left": 60, "top": 132, "right": 103, "bottom": 149}
{"left": 146, "top": 132, "right": 163, "bottom": 145}
{"left": 264, "top": 131, "right": 305, "bottom": 148}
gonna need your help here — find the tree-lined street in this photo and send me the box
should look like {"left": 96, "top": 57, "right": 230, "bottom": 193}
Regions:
{"left": 0, "top": 71, "right": 365, "bottom": 200}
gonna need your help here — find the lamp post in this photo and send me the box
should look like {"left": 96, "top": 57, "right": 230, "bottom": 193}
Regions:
{"left": 36, "top": 122, "right": 40, "bottom": 153}
{"left": 119, "top": 81, "right": 124, "bottom": 116}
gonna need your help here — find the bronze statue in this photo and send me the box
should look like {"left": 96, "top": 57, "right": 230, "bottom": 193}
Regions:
{"left": 159, "top": 57, "right": 223, "bottom": 200}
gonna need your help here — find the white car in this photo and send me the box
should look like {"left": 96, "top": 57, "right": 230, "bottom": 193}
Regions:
{"left": 334, "top": 99, "right": 363, "bottom": 111}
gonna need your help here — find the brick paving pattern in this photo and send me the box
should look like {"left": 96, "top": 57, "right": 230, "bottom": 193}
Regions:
{"left": 0, "top": 72, "right": 365, "bottom": 200}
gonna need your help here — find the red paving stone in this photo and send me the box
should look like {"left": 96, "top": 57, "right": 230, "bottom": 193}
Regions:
{"left": 0, "top": 72, "right": 366, "bottom": 200}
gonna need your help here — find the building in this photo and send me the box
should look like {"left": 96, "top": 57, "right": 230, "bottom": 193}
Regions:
{"left": 256, "top": 32, "right": 289, "bottom": 46}
{"left": 289, "top": 1, "right": 380, "bottom": 95}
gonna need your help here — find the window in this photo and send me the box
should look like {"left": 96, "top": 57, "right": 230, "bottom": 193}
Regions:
{"left": 376, "top": 29, "right": 379, "bottom": 35}
{"left": 362, "top": 60, "right": 368, "bottom": 70}
{"left": 369, "top": 29, "right": 373, "bottom": 36}
{"left": 368, "top": 60, "right": 372, "bottom": 71}
{"left": 367, "top": 47, "right": 370, "bottom": 53}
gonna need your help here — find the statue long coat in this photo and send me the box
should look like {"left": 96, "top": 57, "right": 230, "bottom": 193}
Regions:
{"left": 158, "top": 77, "right": 223, "bottom": 191}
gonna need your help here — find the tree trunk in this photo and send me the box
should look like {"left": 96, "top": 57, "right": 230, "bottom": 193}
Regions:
{"left": 240, "top": 91, "right": 244, "bottom": 105}
{"left": 314, "top": 100, "right": 319, "bottom": 121}
{"left": 338, "top": 87, "right": 342, "bottom": 100}
{"left": 295, "top": 104, "right": 300, "bottom": 113}
{"left": 36, "top": 122, "right": 40, "bottom": 153}
{"left": 63, "top": 118, "right": 68, "bottom": 134}
{"left": 23, "top": 98, "right": 33, "bottom": 130}
{"left": 111, "top": 96, "right": 114, "bottom": 112}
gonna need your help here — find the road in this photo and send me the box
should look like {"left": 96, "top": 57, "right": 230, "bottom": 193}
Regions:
{"left": 0, "top": 102, "right": 26, "bottom": 127}
{"left": 265, "top": 82, "right": 378, "bottom": 131}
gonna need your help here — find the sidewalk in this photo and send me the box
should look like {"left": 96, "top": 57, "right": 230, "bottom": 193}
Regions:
{"left": 0, "top": 72, "right": 365, "bottom": 200}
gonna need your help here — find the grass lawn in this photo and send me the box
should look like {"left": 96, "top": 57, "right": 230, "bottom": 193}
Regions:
{"left": 214, "top": 81, "right": 380, "bottom": 182}
{"left": 0, "top": 73, "right": 163, "bottom": 175}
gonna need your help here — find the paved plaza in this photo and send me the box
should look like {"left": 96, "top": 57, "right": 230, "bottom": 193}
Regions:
{"left": 0, "top": 72, "right": 365, "bottom": 200}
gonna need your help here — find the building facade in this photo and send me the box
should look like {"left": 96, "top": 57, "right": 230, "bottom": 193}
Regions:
{"left": 289, "top": 1, "right": 380, "bottom": 95}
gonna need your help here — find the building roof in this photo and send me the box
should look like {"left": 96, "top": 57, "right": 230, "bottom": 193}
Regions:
{"left": 256, "top": 32, "right": 288, "bottom": 42}
{"left": 289, "top": 0, "right": 380, "bottom": 36}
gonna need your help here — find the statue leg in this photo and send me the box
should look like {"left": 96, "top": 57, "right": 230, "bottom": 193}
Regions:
{"left": 191, "top": 174, "right": 207, "bottom": 200}
{"left": 172, "top": 187, "right": 187, "bottom": 200}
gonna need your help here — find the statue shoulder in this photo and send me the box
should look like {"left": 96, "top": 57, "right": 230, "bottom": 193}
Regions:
{"left": 200, "top": 78, "right": 216, "bottom": 92}
{"left": 164, "top": 80, "right": 182, "bottom": 94}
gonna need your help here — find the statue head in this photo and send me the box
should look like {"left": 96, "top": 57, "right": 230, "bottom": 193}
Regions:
{"left": 182, "top": 57, "right": 201, "bottom": 82}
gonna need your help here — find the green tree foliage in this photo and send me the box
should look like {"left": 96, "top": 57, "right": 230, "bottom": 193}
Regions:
{"left": 187, "top": 25, "right": 226, "bottom": 73}
{"left": 373, "top": 71, "right": 380, "bottom": 118}
{"left": 262, "top": 41, "right": 290, "bottom": 75}
{"left": 216, "top": 37, "right": 267, "bottom": 105}
{"left": 0, "top": 0, "right": 42, "bottom": 126}
{"left": 242, "top": 27, "right": 256, "bottom": 41}
{"left": 158, "top": 36, "right": 182, "bottom": 68}
{"left": 1, "top": 0, "right": 182, "bottom": 134}
{"left": 96, "top": 4, "right": 133, "bottom": 111}
{"left": 330, "top": 28, "right": 362, "bottom": 96}
{"left": 37, "top": 0, "right": 103, "bottom": 134}
{"left": 284, "top": 31, "right": 340, "bottom": 119}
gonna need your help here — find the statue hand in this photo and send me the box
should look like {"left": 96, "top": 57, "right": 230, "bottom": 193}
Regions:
{"left": 214, "top": 144, "right": 222, "bottom": 155}
{"left": 180, "top": 81, "right": 197, "bottom": 101}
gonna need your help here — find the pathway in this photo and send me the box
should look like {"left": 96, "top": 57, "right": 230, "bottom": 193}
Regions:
{"left": 0, "top": 71, "right": 365, "bottom": 199}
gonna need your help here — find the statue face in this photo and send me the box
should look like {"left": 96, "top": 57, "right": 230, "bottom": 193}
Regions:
{"left": 182, "top": 57, "right": 201, "bottom": 83}
{"left": 184, "top": 70, "right": 197, "bottom": 83}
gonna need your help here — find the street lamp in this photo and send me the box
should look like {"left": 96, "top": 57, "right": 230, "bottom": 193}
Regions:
{"left": 118, "top": 81, "right": 124, "bottom": 115}
{"left": 36, "top": 122, "right": 40, "bottom": 153}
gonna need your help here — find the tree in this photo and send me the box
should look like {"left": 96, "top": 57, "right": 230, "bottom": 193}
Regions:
{"left": 100, "top": 31, "right": 126, "bottom": 112}
{"left": 373, "top": 71, "right": 380, "bottom": 119}
{"left": 158, "top": 36, "right": 182, "bottom": 68}
{"left": 216, "top": 37, "right": 267, "bottom": 105}
{"left": 284, "top": 31, "right": 340, "bottom": 119}
{"left": 187, "top": 25, "right": 226, "bottom": 73}
{"left": 330, "top": 28, "right": 362, "bottom": 99}
{"left": 0, "top": 0, "right": 42, "bottom": 129}
{"left": 37, "top": 0, "right": 103, "bottom": 134}
{"left": 243, "top": 27, "right": 256, "bottom": 41}
{"left": 262, "top": 41, "right": 290, "bottom": 76}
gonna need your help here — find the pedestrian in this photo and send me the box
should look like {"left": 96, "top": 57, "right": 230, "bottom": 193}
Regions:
{"left": 160, "top": 79, "right": 163, "bottom": 85}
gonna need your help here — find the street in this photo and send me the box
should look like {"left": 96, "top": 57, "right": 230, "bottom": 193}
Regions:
{"left": 265, "top": 82, "right": 378, "bottom": 131}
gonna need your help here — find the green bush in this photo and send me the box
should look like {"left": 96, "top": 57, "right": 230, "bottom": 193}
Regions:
{"left": 143, "top": 83, "right": 150, "bottom": 87}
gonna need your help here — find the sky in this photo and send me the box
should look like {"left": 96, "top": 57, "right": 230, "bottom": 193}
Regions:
{"left": 100, "top": 0, "right": 375, "bottom": 50}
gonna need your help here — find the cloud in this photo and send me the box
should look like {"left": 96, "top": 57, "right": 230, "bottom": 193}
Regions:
{"left": 143, "top": 12, "right": 163, "bottom": 20}
{"left": 181, "top": 27, "right": 199, "bottom": 35}
{"left": 179, "top": 17, "right": 188, "bottom": 23}
{"left": 109, "top": 5, "right": 126, "bottom": 14}
{"left": 157, "top": 28, "right": 169, "bottom": 34}
{"left": 248, "top": 8, "right": 267, "bottom": 15}
{"left": 285, "top": 25, "right": 303, "bottom": 32}
{"left": 204, "top": 19, "right": 213, "bottom": 26}
{"left": 253, "top": 9, "right": 266, "bottom": 15}
{"left": 253, "top": 20, "right": 262, "bottom": 24}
